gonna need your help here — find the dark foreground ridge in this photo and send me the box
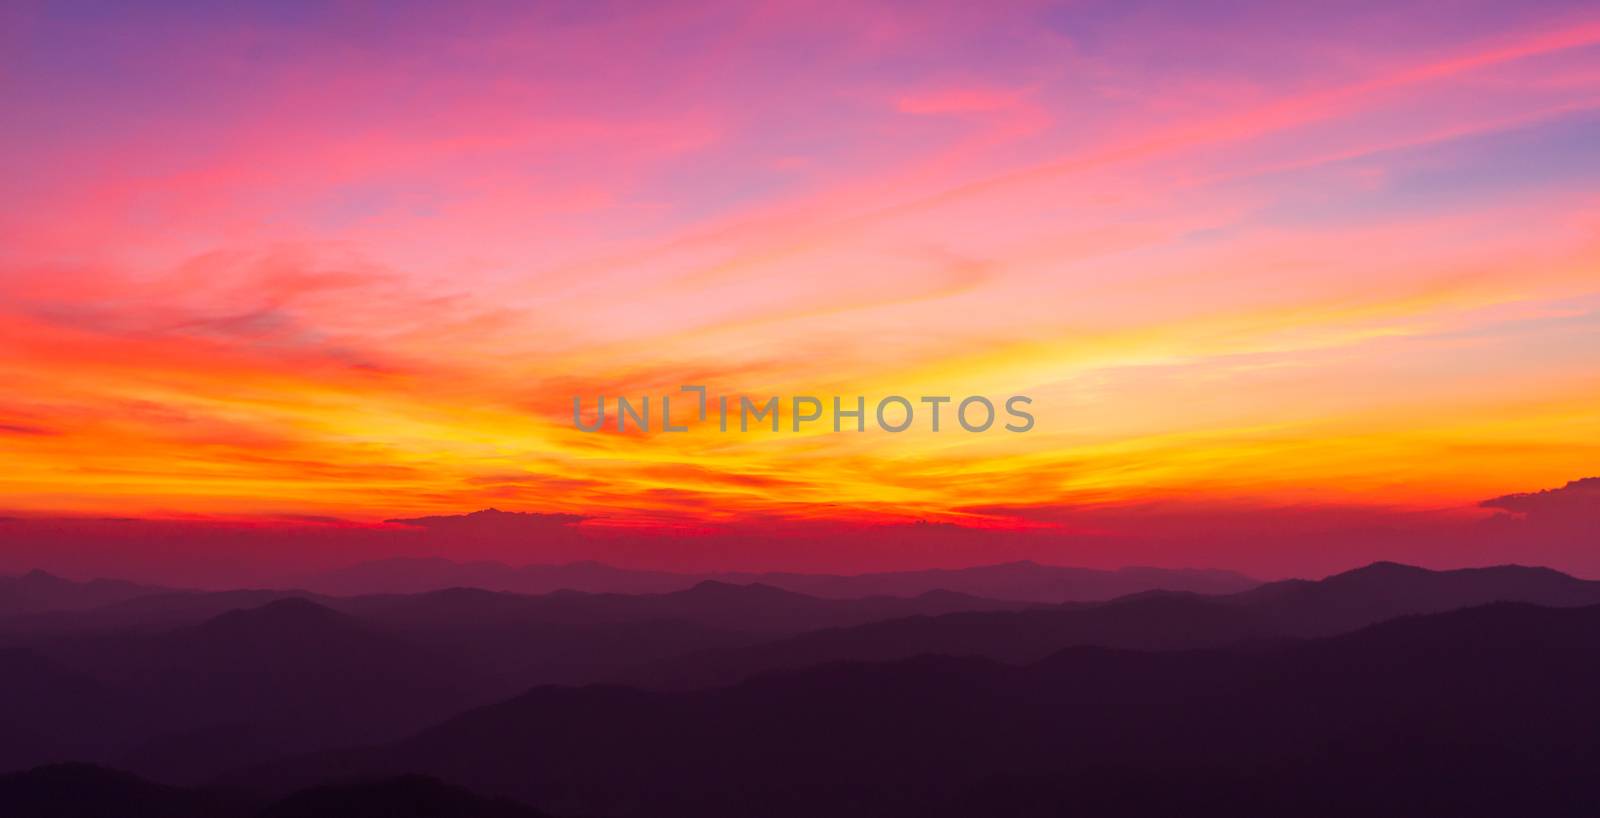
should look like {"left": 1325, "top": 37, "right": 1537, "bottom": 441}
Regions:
{"left": 0, "top": 764, "right": 551, "bottom": 818}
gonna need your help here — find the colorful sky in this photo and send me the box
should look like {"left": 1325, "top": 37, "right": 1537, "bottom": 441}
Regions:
{"left": 2, "top": 1, "right": 1598, "bottom": 578}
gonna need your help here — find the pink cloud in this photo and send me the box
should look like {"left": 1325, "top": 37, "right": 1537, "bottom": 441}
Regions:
{"left": 896, "top": 86, "right": 1030, "bottom": 115}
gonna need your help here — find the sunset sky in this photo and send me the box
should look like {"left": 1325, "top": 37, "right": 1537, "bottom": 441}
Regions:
{"left": 2, "top": 1, "right": 1598, "bottom": 578}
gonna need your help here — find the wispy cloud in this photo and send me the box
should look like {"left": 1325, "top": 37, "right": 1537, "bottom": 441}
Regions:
{"left": 0, "top": 1, "right": 1597, "bottom": 576}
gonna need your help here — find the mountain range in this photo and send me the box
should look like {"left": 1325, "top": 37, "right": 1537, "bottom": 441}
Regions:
{"left": 627, "top": 560, "right": 1600, "bottom": 688}
{"left": 291, "top": 556, "right": 1259, "bottom": 601}
{"left": 0, "top": 570, "right": 170, "bottom": 616}
{"left": 4, "top": 559, "right": 1600, "bottom": 816}
{"left": 225, "top": 600, "right": 1600, "bottom": 817}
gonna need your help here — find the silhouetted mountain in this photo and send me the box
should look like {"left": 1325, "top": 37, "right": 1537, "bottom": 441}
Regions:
{"left": 258, "top": 774, "right": 552, "bottom": 818}
{"left": 13, "top": 558, "right": 1600, "bottom": 808}
{"left": 0, "top": 587, "right": 335, "bottom": 642}
{"left": 630, "top": 561, "right": 1600, "bottom": 689}
{"left": 298, "top": 555, "right": 1258, "bottom": 601}
{"left": 0, "top": 570, "right": 172, "bottom": 615}
{"left": 338, "top": 581, "right": 1041, "bottom": 636}
{"left": 11, "top": 582, "right": 988, "bottom": 781}
{"left": 110, "top": 588, "right": 328, "bottom": 622}
{"left": 3, "top": 600, "right": 476, "bottom": 783}
{"left": 0, "top": 765, "right": 551, "bottom": 818}
{"left": 332, "top": 593, "right": 761, "bottom": 702}
{"left": 0, "top": 725, "right": 56, "bottom": 777}
{"left": 17, "top": 578, "right": 963, "bottom": 640}
{"left": 0, "top": 763, "right": 246, "bottom": 818}
{"left": 1222, "top": 560, "right": 1600, "bottom": 635}
{"left": 727, "top": 560, "right": 1258, "bottom": 602}
{"left": 630, "top": 593, "right": 1274, "bottom": 689}
{"left": 300, "top": 557, "right": 682, "bottom": 596}
{"left": 227, "top": 601, "right": 1600, "bottom": 818}
{"left": 0, "top": 649, "right": 130, "bottom": 766}
{"left": 132, "top": 598, "right": 475, "bottom": 747}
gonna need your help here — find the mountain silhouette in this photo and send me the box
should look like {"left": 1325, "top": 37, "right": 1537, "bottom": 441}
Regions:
{"left": 6, "top": 571, "right": 1040, "bottom": 639}
{"left": 338, "top": 580, "right": 1041, "bottom": 636}
{"left": 627, "top": 560, "right": 1600, "bottom": 689}
{"left": 1222, "top": 559, "right": 1600, "bottom": 634}
{"left": 296, "top": 555, "right": 1258, "bottom": 601}
{"left": 731, "top": 560, "right": 1259, "bottom": 602}
{"left": 0, "top": 570, "right": 172, "bottom": 616}
{"left": 226, "top": 601, "right": 1600, "bottom": 818}
{"left": 0, "top": 649, "right": 131, "bottom": 768}
{"left": 2, "top": 580, "right": 1031, "bottom": 781}
{"left": 299, "top": 557, "right": 689, "bottom": 596}
{"left": 10, "top": 559, "right": 1600, "bottom": 813}
{"left": 0, "top": 587, "right": 333, "bottom": 640}
{"left": 0, "top": 763, "right": 243, "bottom": 818}
{"left": 258, "top": 774, "right": 553, "bottom": 818}
{"left": 629, "top": 592, "right": 1274, "bottom": 689}
{"left": 0, "top": 764, "right": 552, "bottom": 818}
{"left": 2, "top": 599, "right": 476, "bottom": 783}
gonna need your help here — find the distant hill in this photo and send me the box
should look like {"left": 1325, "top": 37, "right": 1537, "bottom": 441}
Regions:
{"left": 1220, "top": 559, "right": 1600, "bottom": 635}
{"left": 1, "top": 599, "right": 476, "bottom": 783}
{"left": 0, "top": 582, "right": 1037, "bottom": 782}
{"left": 0, "top": 588, "right": 329, "bottom": 640}
{"left": 631, "top": 593, "right": 1274, "bottom": 689}
{"left": 0, "top": 570, "right": 173, "bottom": 616}
{"left": 300, "top": 557, "right": 687, "bottom": 597}
{"left": 297, "top": 556, "right": 1259, "bottom": 602}
{"left": 630, "top": 560, "right": 1600, "bottom": 689}
{"left": 227, "top": 601, "right": 1600, "bottom": 818}
{"left": 723, "top": 561, "right": 1259, "bottom": 601}
{"left": 334, "top": 580, "right": 1044, "bottom": 636}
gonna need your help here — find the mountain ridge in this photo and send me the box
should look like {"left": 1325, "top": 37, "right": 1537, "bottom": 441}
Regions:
{"left": 289, "top": 553, "right": 1259, "bottom": 601}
